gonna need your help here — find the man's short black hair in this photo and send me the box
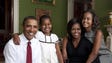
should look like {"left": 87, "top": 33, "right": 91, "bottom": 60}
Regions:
{"left": 23, "top": 16, "right": 37, "bottom": 26}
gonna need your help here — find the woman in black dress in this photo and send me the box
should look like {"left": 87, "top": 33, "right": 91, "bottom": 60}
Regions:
{"left": 62, "top": 18, "right": 100, "bottom": 63}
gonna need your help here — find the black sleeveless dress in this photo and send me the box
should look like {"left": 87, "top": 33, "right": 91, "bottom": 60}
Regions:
{"left": 66, "top": 37, "right": 100, "bottom": 63}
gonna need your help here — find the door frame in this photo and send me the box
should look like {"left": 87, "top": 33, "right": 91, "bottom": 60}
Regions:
{"left": 67, "top": 0, "right": 74, "bottom": 22}
{"left": 13, "top": 0, "right": 19, "bottom": 33}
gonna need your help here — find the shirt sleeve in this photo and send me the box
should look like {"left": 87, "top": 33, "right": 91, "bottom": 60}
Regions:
{"left": 52, "top": 34, "right": 59, "bottom": 43}
{"left": 3, "top": 40, "right": 16, "bottom": 63}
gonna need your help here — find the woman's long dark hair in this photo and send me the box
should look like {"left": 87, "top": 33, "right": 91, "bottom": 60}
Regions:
{"left": 67, "top": 18, "right": 84, "bottom": 41}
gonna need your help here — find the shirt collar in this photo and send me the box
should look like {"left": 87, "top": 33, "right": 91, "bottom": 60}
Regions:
{"left": 19, "top": 33, "right": 35, "bottom": 45}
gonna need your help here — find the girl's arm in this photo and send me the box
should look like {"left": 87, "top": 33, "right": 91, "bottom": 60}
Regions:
{"left": 12, "top": 33, "right": 20, "bottom": 45}
{"left": 55, "top": 43, "right": 64, "bottom": 63}
{"left": 86, "top": 30, "right": 102, "bottom": 63}
{"left": 62, "top": 37, "right": 68, "bottom": 62}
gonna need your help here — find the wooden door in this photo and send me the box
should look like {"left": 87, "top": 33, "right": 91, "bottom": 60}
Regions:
{"left": 0, "top": 0, "right": 13, "bottom": 60}
{"left": 74, "top": 0, "right": 93, "bottom": 19}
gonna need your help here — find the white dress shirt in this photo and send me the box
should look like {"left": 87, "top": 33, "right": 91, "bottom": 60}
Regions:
{"left": 4, "top": 34, "right": 42, "bottom": 63}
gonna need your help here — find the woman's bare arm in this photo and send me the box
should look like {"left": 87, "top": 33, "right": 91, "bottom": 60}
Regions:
{"left": 86, "top": 30, "right": 102, "bottom": 63}
{"left": 55, "top": 43, "right": 64, "bottom": 63}
{"left": 62, "top": 36, "right": 68, "bottom": 62}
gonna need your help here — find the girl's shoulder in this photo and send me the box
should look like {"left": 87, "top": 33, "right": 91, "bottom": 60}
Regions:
{"left": 35, "top": 31, "right": 44, "bottom": 39}
{"left": 50, "top": 33, "right": 59, "bottom": 42}
{"left": 51, "top": 33, "right": 59, "bottom": 39}
{"left": 95, "top": 29, "right": 102, "bottom": 35}
{"left": 51, "top": 33, "right": 58, "bottom": 36}
{"left": 37, "top": 31, "right": 43, "bottom": 34}
{"left": 94, "top": 29, "right": 103, "bottom": 37}
{"left": 36, "top": 31, "right": 44, "bottom": 35}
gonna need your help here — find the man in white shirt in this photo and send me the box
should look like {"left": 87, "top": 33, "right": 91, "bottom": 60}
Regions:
{"left": 3, "top": 16, "right": 41, "bottom": 63}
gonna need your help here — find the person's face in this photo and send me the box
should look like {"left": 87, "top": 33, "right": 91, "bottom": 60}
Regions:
{"left": 82, "top": 12, "right": 93, "bottom": 28}
{"left": 71, "top": 23, "right": 81, "bottom": 39}
{"left": 23, "top": 19, "right": 38, "bottom": 40}
{"left": 40, "top": 18, "right": 52, "bottom": 35}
